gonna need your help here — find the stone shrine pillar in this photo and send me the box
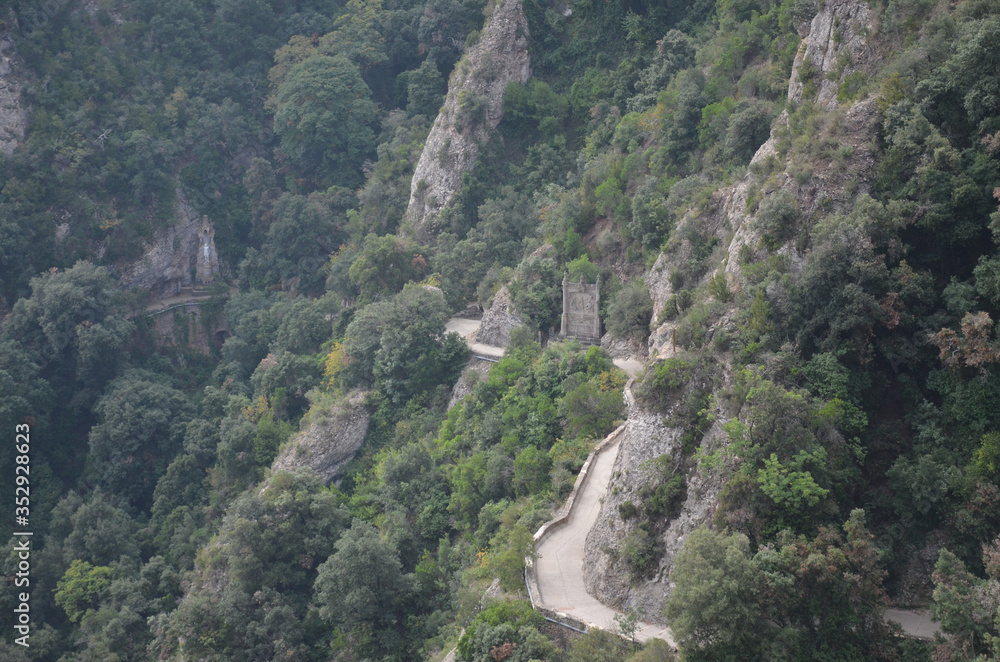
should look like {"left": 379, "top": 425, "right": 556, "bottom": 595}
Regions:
{"left": 195, "top": 216, "right": 220, "bottom": 286}
{"left": 560, "top": 273, "right": 601, "bottom": 343}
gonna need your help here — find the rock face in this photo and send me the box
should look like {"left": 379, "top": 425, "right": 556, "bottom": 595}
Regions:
{"left": 118, "top": 190, "right": 219, "bottom": 299}
{"left": 271, "top": 391, "right": 370, "bottom": 486}
{"left": 404, "top": 0, "right": 530, "bottom": 239}
{"left": 476, "top": 285, "right": 524, "bottom": 347}
{"left": 583, "top": 410, "right": 725, "bottom": 623}
{"left": 645, "top": 0, "right": 880, "bottom": 360}
{"left": 787, "top": 0, "right": 875, "bottom": 109}
{"left": 448, "top": 358, "right": 493, "bottom": 409}
{"left": 587, "top": 0, "right": 883, "bottom": 618}
{"left": 0, "top": 37, "right": 27, "bottom": 156}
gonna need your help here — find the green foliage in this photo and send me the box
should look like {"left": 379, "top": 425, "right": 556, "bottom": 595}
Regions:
{"left": 566, "top": 254, "right": 601, "bottom": 283}
{"left": 971, "top": 432, "right": 1000, "bottom": 482}
{"left": 272, "top": 54, "right": 378, "bottom": 186}
{"left": 669, "top": 512, "right": 895, "bottom": 661}
{"left": 665, "top": 527, "right": 762, "bottom": 661}
{"left": 757, "top": 450, "right": 830, "bottom": 525}
{"left": 621, "top": 525, "right": 663, "bottom": 583}
{"left": 561, "top": 380, "right": 625, "bottom": 441}
{"left": 508, "top": 254, "right": 563, "bottom": 331}
{"left": 606, "top": 279, "right": 654, "bottom": 342}
{"left": 88, "top": 374, "right": 194, "bottom": 510}
{"left": 513, "top": 445, "right": 552, "bottom": 496}
{"left": 55, "top": 560, "right": 112, "bottom": 624}
{"left": 567, "top": 627, "right": 630, "bottom": 662}
{"left": 753, "top": 190, "right": 799, "bottom": 250}
{"left": 15, "top": 0, "right": 1000, "bottom": 657}
{"left": 628, "top": 30, "right": 697, "bottom": 113}
{"left": 349, "top": 233, "right": 428, "bottom": 304}
{"left": 931, "top": 545, "right": 1000, "bottom": 660}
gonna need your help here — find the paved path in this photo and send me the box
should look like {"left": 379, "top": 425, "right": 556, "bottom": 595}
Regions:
{"left": 447, "top": 313, "right": 940, "bottom": 644}
{"left": 533, "top": 434, "right": 676, "bottom": 646}
{"left": 444, "top": 316, "right": 644, "bottom": 372}
{"left": 144, "top": 286, "right": 238, "bottom": 313}
{"left": 885, "top": 608, "right": 940, "bottom": 640}
{"left": 445, "top": 317, "right": 505, "bottom": 360}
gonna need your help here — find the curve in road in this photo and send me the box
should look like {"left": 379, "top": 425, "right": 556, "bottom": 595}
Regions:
{"left": 445, "top": 315, "right": 941, "bottom": 645}
{"left": 532, "top": 429, "right": 676, "bottom": 646}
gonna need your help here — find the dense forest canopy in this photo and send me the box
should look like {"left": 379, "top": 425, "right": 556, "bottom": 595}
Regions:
{"left": 0, "top": 0, "right": 1000, "bottom": 660}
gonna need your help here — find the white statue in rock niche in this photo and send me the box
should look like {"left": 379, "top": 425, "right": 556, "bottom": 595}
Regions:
{"left": 195, "top": 216, "right": 220, "bottom": 286}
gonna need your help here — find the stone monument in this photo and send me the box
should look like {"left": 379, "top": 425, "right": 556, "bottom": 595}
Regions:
{"left": 195, "top": 216, "right": 220, "bottom": 286}
{"left": 560, "top": 274, "right": 601, "bottom": 344}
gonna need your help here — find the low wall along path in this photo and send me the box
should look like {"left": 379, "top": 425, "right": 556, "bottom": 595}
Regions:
{"left": 441, "top": 315, "right": 940, "bottom": 648}
{"left": 526, "top": 379, "right": 677, "bottom": 647}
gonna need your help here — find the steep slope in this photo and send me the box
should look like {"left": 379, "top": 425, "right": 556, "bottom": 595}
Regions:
{"left": 584, "top": 0, "right": 884, "bottom": 619}
{"left": 403, "top": 0, "right": 530, "bottom": 240}
{"left": 0, "top": 34, "right": 26, "bottom": 156}
{"left": 270, "top": 390, "right": 370, "bottom": 486}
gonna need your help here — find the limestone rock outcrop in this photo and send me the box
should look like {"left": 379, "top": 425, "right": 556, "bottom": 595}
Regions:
{"left": 588, "top": 0, "right": 883, "bottom": 617}
{"left": 448, "top": 358, "right": 494, "bottom": 409}
{"left": 476, "top": 285, "right": 524, "bottom": 347}
{"left": 0, "top": 36, "right": 27, "bottom": 156}
{"left": 404, "top": 0, "right": 530, "bottom": 239}
{"left": 118, "top": 190, "right": 219, "bottom": 299}
{"left": 787, "top": 0, "right": 876, "bottom": 109}
{"left": 271, "top": 391, "right": 370, "bottom": 486}
{"left": 582, "top": 410, "right": 725, "bottom": 623}
{"left": 645, "top": 0, "right": 881, "bottom": 360}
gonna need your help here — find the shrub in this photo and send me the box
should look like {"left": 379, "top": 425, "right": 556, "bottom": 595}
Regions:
{"left": 621, "top": 525, "right": 662, "bottom": 583}
{"left": 753, "top": 190, "right": 799, "bottom": 250}
{"left": 607, "top": 280, "right": 654, "bottom": 342}
{"left": 619, "top": 500, "right": 639, "bottom": 520}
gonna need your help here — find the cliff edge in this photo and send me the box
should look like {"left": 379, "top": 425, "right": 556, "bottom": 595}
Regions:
{"left": 404, "top": 0, "right": 530, "bottom": 240}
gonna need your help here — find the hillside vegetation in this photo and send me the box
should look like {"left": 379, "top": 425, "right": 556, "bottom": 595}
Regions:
{"left": 1, "top": 0, "right": 1000, "bottom": 660}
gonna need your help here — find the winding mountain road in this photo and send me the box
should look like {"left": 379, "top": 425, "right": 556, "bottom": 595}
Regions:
{"left": 444, "top": 315, "right": 941, "bottom": 645}
{"left": 533, "top": 433, "right": 676, "bottom": 645}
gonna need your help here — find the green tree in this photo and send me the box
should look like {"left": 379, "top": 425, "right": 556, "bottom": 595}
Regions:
{"left": 931, "top": 545, "right": 999, "bottom": 660}
{"left": 313, "top": 519, "right": 413, "bottom": 658}
{"left": 341, "top": 283, "right": 469, "bottom": 402}
{"left": 607, "top": 280, "right": 654, "bottom": 342}
{"left": 509, "top": 255, "right": 562, "bottom": 332}
{"left": 665, "top": 526, "right": 763, "bottom": 661}
{"left": 240, "top": 191, "right": 347, "bottom": 294}
{"left": 272, "top": 54, "right": 378, "bottom": 185}
{"left": 87, "top": 374, "right": 194, "bottom": 510}
{"left": 407, "top": 59, "right": 445, "bottom": 118}
{"left": 55, "top": 560, "right": 111, "bottom": 624}
{"left": 513, "top": 445, "right": 552, "bottom": 496}
{"left": 4, "top": 261, "right": 134, "bottom": 410}
{"left": 348, "top": 233, "right": 427, "bottom": 304}
{"left": 628, "top": 30, "right": 696, "bottom": 113}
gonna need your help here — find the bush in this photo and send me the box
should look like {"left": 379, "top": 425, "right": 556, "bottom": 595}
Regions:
{"left": 621, "top": 525, "right": 662, "bottom": 583}
{"left": 753, "top": 190, "right": 799, "bottom": 250}
{"left": 607, "top": 280, "right": 654, "bottom": 342}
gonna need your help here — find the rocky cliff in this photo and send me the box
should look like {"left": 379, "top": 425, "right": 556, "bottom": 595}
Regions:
{"left": 0, "top": 34, "right": 27, "bottom": 155}
{"left": 787, "top": 0, "right": 877, "bottom": 108}
{"left": 582, "top": 403, "right": 727, "bottom": 622}
{"left": 404, "top": 0, "right": 530, "bottom": 240}
{"left": 271, "top": 390, "right": 370, "bottom": 486}
{"left": 587, "top": 0, "right": 882, "bottom": 616}
{"left": 118, "top": 189, "right": 220, "bottom": 299}
{"left": 448, "top": 358, "right": 494, "bottom": 409}
{"left": 647, "top": 0, "right": 881, "bottom": 358}
{"left": 475, "top": 284, "right": 524, "bottom": 347}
